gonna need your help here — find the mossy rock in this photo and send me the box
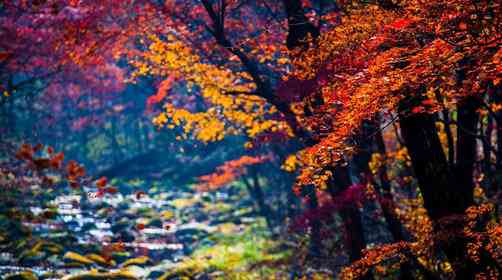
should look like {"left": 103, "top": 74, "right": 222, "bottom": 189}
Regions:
{"left": 63, "top": 251, "right": 95, "bottom": 265}
{"left": 85, "top": 253, "right": 116, "bottom": 267}
{"left": 33, "top": 240, "right": 63, "bottom": 254}
{"left": 18, "top": 249, "right": 46, "bottom": 266}
{"left": 4, "top": 271, "right": 38, "bottom": 280}
{"left": 111, "top": 251, "right": 131, "bottom": 264}
{"left": 147, "top": 270, "right": 164, "bottom": 279}
{"left": 120, "top": 256, "right": 151, "bottom": 267}
{"left": 160, "top": 210, "right": 174, "bottom": 220}
{"left": 63, "top": 262, "right": 87, "bottom": 268}
{"left": 40, "top": 272, "right": 64, "bottom": 280}
{"left": 147, "top": 218, "right": 163, "bottom": 227}
{"left": 63, "top": 270, "right": 138, "bottom": 280}
{"left": 157, "top": 270, "right": 193, "bottom": 280}
{"left": 111, "top": 219, "right": 130, "bottom": 232}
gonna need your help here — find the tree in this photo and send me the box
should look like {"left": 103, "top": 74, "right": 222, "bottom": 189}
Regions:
{"left": 290, "top": 0, "right": 501, "bottom": 278}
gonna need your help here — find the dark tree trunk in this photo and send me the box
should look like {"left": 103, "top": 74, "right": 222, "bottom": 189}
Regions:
{"left": 374, "top": 128, "right": 406, "bottom": 241}
{"left": 434, "top": 89, "right": 455, "bottom": 167}
{"left": 399, "top": 92, "right": 479, "bottom": 278}
{"left": 356, "top": 120, "right": 406, "bottom": 242}
{"left": 302, "top": 184, "right": 323, "bottom": 259}
{"left": 355, "top": 120, "right": 412, "bottom": 279}
{"left": 454, "top": 96, "right": 479, "bottom": 205}
{"left": 482, "top": 105, "right": 493, "bottom": 176}
{"left": 494, "top": 85, "right": 502, "bottom": 170}
{"left": 398, "top": 96, "right": 463, "bottom": 220}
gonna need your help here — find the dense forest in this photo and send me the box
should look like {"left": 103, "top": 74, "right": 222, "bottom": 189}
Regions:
{"left": 0, "top": 0, "right": 501, "bottom": 279}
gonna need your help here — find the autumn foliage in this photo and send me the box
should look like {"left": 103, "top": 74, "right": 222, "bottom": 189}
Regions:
{"left": 196, "top": 155, "right": 270, "bottom": 192}
{"left": 1, "top": 0, "right": 502, "bottom": 279}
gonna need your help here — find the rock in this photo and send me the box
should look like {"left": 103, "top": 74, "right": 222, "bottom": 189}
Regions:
{"left": 120, "top": 256, "right": 151, "bottom": 267}
{"left": 111, "top": 251, "right": 131, "bottom": 264}
{"left": 18, "top": 249, "right": 46, "bottom": 266}
{"left": 63, "top": 251, "right": 95, "bottom": 266}
{"left": 85, "top": 253, "right": 115, "bottom": 267}
{"left": 46, "top": 254, "right": 64, "bottom": 267}
{"left": 81, "top": 222, "right": 97, "bottom": 232}
{"left": 147, "top": 218, "right": 162, "bottom": 228}
{"left": 62, "top": 270, "right": 138, "bottom": 280}
{"left": 160, "top": 210, "right": 174, "bottom": 220}
{"left": 4, "top": 271, "right": 38, "bottom": 280}
{"left": 40, "top": 271, "right": 63, "bottom": 280}
{"left": 146, "top": 270, "right": 164, "bottom": 279}
{"left": 111, "top": 219, "right": 130, "bottom": 233}
{"left": 112, "top": 230, "right": 135, "bottom": 243}
{"left": 34, "top": 241, "right": 63, "bottom": 254}
{"left": 63, "top": 262, "right": 87, "bottom": 268}
{"left": 122, "top": 265, "right": 147, "bottom": 278}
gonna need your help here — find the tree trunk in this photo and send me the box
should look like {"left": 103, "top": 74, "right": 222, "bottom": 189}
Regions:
{"left": 398, "top": 96, "right": 462, "bottom": 220}
{"left": 494, "top": 85, "right": 502, "bottom": 170}
{"left": 356, "top": 120, "right": 406, "bottom": 242}
{"left": 399, "top": 93, "right": 479, "bottom": 278}
{"left": 355, "top": 121, "right": 412, "bottom": 279}
{"left": 454, "top": 96, "right": 479, "bottom": 205}
{"left": 301, "top": 184, "right": 323, "bottom": 259}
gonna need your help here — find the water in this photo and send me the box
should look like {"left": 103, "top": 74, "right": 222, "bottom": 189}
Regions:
{"left": 1, "top": 191, "right": 187, "bottom": 278}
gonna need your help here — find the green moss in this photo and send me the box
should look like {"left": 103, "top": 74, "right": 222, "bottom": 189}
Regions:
{"left": 160, "top": 226, "right": 291, "bottom": 279}
{"left": 63, "top": 251, "right": 95, "bottom": 265}
{"left": 120, "top": 256, "right": 151, "bottom": 267}
{"left": 4, "top": 271, "right": 38, "bottom": 280}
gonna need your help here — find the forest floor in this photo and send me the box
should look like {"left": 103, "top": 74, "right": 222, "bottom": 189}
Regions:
{"left": 0, "top": 179, "right": 291, "bottom": 280}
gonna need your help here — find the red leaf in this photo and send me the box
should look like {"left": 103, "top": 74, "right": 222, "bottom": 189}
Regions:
{"left": 96, "top": 190, "right": 105, "bottom": 197}
{"left": 411, "top": 106, "right": 424, "bottom": 114}
{"left": 104, "top": 186, "right": 118, "bottom": 194}
{"left": 96, "top": 176, "right": 108, "bottom": 188}
{"left": 386, "top": 18, "right": 413, "bottom": 30}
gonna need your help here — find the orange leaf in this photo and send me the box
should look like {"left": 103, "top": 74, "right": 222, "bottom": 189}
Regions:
{"left": 50, "top": 152, "right": 64, "bottom": 169}
{"left": 16, "top": 144, "right": 34, "bottom": 160}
